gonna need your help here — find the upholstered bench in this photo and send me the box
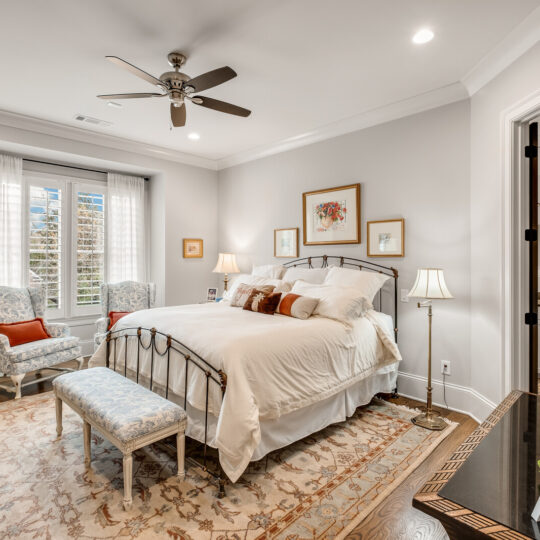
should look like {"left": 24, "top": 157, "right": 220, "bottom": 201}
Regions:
{"left": 53, "top": 367, "right": 187, "bottom": 510}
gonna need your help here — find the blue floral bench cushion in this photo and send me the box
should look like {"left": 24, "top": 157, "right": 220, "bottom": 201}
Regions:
{"left": 6, "top": 336, "right": 80, "bottom": 363}
{"left": 53, "top": 367, "right": 186, "bottom": 443}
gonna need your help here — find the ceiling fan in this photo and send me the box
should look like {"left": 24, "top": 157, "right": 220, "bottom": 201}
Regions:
{"left": 97, "top": 51, "right": 251, "bottom": 127}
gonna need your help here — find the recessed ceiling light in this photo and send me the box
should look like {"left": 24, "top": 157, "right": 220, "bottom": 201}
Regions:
{"left": 188, "top": 132, "right": 200, "bottom": 140}
{"left": 412, "top": 28, "right": 434, "bottom": 44}
{"left": 107, "top": 101, "right": 123, "bottom": 108}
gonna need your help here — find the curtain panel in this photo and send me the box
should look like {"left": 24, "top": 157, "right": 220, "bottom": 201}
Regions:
{"left": 106, "top": 173, "right": 146, "bottom": 283}
{"left": 0, "top": 154, "right": 23, "bottom": 287}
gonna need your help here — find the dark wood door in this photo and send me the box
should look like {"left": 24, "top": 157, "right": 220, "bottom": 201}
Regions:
{"left": 527, "top": 121, "right": 538, "bottom": 394}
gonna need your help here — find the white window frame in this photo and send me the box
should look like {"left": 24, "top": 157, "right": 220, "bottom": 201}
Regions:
{"left": 70, "top": 182, "right": 107, "bottom": 318}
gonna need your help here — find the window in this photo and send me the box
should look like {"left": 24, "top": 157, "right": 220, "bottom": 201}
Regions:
{"left": 24, "top": 172, "right": 106, "bottom": 319}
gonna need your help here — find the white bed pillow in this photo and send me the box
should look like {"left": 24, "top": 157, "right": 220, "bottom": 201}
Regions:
{"left": 222, "top": 274, "right": 292, "bottom": 301}
{"left": 324, "top": 266, "right": 390, "bottom": 302}
{"left": 291, "top": 280, "right": 372, "bottom": 321}
{"left": 251, "top": 264, "right": 286, "bottom": 279}
{"left": 282, "top": 266, "right": 329, "bottom": 285}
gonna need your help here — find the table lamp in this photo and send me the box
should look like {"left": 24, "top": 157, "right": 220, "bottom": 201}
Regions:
{"left": 408, "top": 268, "right": 453, "bottom": 431}
{"left": 213, "top": 253, "right": 240, "bottom": 292}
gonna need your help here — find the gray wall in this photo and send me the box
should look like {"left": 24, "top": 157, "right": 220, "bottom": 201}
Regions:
{"left": 218, "top": 100, "right": 472, "bottom": 390}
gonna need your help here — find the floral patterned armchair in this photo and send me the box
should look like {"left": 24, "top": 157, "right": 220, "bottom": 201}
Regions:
{"left": 94, "top": 281, "right": 156, "bottom": 349}
{"left": 0, "top": 285, "right": 83, "bottom": 399}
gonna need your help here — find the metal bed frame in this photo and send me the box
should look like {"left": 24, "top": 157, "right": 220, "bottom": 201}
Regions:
{"left": 104, "top": 255, "right": 398, "bottom": 497}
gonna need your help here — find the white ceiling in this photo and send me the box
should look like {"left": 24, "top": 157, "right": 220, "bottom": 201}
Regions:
{"left": 0, "top": 0, "right": 539, "bottom": 162}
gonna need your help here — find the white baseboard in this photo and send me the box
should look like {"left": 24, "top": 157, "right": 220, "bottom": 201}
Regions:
{"left": 397, "top": 371, "right": 497, "bottom": 424}
{"left": 79, "top": 339, "right": 94, "bottom": 358}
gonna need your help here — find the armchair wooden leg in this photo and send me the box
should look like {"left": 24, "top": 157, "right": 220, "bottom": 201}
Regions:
{"left": 10, "top": 374, "right": 25, "bottom": 400}
{"left": 83, "top": 421, "right": 91, "bottom": 467}
{"left": 123, "top": 453, "right": 133, "bottom": 510}
{"left": 76, "top": 357, "right": 84, "bottom": 370}
{"left": 55, "top": 395, "right": 63, "bottom": 437}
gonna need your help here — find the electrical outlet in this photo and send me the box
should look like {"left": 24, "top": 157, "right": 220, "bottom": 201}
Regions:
{"left": 400, "top": 289, "right": 409, "bottom": 303}
{"left": 441, "top": 360, "right": 451, "bottom": 376}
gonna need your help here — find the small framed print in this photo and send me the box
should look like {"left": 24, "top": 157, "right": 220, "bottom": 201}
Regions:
{"left": 274, "top": 228, "right": 299, "bottom": 258}
{"left": 303, "top": 183, "right": 361, "bottom": 245}
{"left": 183, "top": 238, "right": 203, "bottom": 258}
{"left": 367, "top": 219, "right": 405, "bottom": 257}
{"left": 206, "top": 287, "right": 217, "bottom": 302}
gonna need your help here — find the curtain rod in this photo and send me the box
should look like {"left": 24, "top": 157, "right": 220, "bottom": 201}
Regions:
{"left": 23, "top": 158, "right": 150, "bottom": 181}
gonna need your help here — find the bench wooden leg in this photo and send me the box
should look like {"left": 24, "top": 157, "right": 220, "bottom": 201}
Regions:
{"left": 55, "top": 396, "right": 63, "bottom": 437}
{"left": 83, "top": 421, "right": 91, "bottom": 467}
{"left": 176, "top": 431, "right": 185, "bottom": 479}
{"left": 123, "top": 453, "right": 133, "bottom": 510}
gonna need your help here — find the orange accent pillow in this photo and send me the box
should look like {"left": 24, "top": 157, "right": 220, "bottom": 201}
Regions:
{"left": 108, "top": 311, "right": 131, "bottom": 330}
{"left": 0, "top": 318, "right": 51, "bottom": 347}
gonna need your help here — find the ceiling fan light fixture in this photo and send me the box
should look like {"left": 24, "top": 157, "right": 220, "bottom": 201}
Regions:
{"left": 412, "top": 28, "right": 434, "bottom": 44}
{"left": 107, "top": 101, "right": 122, "bottom": 108}
{"left": 188, "top": 132, "right": 200, "bottom": 140}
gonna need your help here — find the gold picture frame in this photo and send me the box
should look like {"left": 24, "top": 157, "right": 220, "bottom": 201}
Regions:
{"left": 302, "top": 183, "right": 361, "bottom": 245}
{"left": 367, "top": 219, "right": 404, "bottom": 257}
{"left": 274, "top": 228, "right": 299, "bottom": 258}
{"left": 183, "top": 238, "right": 203, "bottom": 258}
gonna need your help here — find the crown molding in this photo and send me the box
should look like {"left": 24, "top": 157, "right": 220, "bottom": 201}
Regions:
{"left": 461, "top": 6, "right": 540, "bottom": 96}
{"left": 216, "top": 82, "right": 468, "bottom": 170}
{"left": 0, "top": 109, "right": 217, "bottom": 170}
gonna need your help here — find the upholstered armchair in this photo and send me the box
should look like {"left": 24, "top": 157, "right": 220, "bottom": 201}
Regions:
{"left": 0, "top": 286, "right": 83, "bottom": 399}
{"left": 94, "top": 281, "right": 156, "bottom": 349}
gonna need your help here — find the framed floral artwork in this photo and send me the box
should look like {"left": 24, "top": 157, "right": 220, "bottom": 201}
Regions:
{"left": 183, "top": 238, "right": 203, "bottom": 258}
{"left": 302, "top": 184, "right": 360, "bottom": 245}
{"left": 274, "top": 228, "right": 299, "bottom": 258}
{"left": 367, "top": 219, "right": 404, "bottom": 257}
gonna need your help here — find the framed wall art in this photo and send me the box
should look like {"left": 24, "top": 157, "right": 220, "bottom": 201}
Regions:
{"left": 367, "top": 219, "right": 405, "bottom": 257}
{"left": 302, "top": 183, "right": 360, "bottom": 245}
{"left": 274, "top": 227, "right": 299, "bottom": 258}
{"left": 183, "top": 238, "right": 203, "bottom": 258}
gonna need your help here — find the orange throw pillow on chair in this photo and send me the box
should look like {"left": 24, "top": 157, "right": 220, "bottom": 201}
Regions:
{"left": 0, "top": 318, "right": 51, "bottom": 347}
{"left": 108, "top": 311, "right": 131, "bottom": 330}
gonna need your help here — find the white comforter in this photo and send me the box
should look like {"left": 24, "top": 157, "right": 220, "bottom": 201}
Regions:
{"left": 90, "top": 303, "right": 401, "bottom": 481}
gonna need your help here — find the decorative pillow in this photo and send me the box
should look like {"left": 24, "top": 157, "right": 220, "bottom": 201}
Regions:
{"left": 108, "top": 311, "right": 131, "bottom": 330}
{"left": 231, "top": 284, "right": 275, "bottom": 307}
{"left": 252, "top": 264, "right": 286, "bottom": 279}
{"left": 277, "top": 293, "right": 319, "bottom": 320}
{"left": 243, "top": 289, "right": 282, "bottom": 314}
{"left": 223, "top": 274, "right": 291, "bottom": 301}
{"left": 0, "top": 317, "right": 51, "bottom": 347}
{"left": 282, "top": 266, "right": 329, "bottom": 285}
{"left": 291, "top": 280, "right": 373, "bottom": 321}
{"left": 324, "top": 266, "right": 390, "bottom": 302}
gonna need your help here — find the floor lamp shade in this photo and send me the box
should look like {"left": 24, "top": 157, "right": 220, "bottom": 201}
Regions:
{"left": 408, "top": 268, "right": 453, "bottom": 299}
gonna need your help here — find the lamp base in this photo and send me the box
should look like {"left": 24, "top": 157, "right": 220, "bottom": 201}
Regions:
{"left": 411, "top": 411, "right": 447, "bottom": 431}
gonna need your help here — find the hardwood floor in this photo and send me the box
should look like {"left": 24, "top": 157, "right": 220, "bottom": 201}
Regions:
{"left": 0, "top": 364, "right": 478, "bottom": 539}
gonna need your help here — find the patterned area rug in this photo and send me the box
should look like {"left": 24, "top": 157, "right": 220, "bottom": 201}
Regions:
{"left": 0, "top": 392, "right": 455, "bottom": 539}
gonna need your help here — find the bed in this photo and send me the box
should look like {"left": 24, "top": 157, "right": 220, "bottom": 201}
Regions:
{"left": 89, "top": 255, "right": 401, "bottom": 494}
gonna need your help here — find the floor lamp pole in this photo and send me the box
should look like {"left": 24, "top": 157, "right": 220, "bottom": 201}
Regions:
{"left": 412, "top": 302, "right": 447, "bottom": 431}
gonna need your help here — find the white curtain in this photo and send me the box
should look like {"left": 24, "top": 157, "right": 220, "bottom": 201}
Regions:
{"left": 106, "top": 173, "right": 146, "bottom": 282}
{"left": 0, "top": 154, "right": 23, "bottom": 286}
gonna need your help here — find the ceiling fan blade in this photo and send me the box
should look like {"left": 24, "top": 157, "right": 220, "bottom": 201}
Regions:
{"left": 171, "top": 103, "right": 186, "bottom": 127}
{"left": 185, "top": 66, "right": 237, "bottom": 93}
{"left": 193, "top": 96, "right": 251, "bottom": 117}
{"left": 106, "top": 56, "right": 166, "bottom": 89}
{"left": 97, "top": 92, "right": 166, "bottom": 99}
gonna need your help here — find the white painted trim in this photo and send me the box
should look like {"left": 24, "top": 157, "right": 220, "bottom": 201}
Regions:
{"left": 397, "top": 371, "right": 496, "bottom": 424}
{"left": 462, "top": 7, "right": 540, "bottom": 96}
{"left": 217, "top": 82, "right": 468, "bottom": 170}
{"left": 0, "top": 109, "right": 217, "bottom": 171}
{"left": 78, "top": 339, "right": 95, "bottom": 357}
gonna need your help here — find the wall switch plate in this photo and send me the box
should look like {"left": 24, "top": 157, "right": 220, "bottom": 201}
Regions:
{"left": 441, "top": 360, "right": 451, "bottom": 375}
{"left": 400, "top": 289, "right": 409, "bottom": 303}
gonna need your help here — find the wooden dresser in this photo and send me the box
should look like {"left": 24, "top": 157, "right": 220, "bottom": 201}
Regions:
{"left": 413, "top": 390, "right": 539, "bottom": 540}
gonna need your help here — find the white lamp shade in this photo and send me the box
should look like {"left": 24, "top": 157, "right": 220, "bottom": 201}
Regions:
{"left": 408, "top": 268, "right": 453, "bottom": 299}
{"left": 213, "top": 253, "right": 240, "bottom": 274}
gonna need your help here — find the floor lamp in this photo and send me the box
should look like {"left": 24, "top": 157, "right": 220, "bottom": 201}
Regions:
{"left": 408, "top": 268, "right": 453, "bottom": 431}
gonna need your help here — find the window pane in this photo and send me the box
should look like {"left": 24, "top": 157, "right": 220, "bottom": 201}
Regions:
{"left": 76, "top": 191, "right": 105, "bottom": 306}
{"left": 28, "top": 186, "right": 62, "bottom": 310}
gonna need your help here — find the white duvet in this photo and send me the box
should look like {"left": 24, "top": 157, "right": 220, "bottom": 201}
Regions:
{"left": 90, "top": 302, "right": 401, "bottom": 481}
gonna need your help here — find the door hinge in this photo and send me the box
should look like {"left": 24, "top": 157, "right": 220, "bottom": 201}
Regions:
{"left": 525, "top": 229, "right": 538, "bottom": 241}
{"left": 525, "top": 312, "right": 538, "bottom": 325}
{"left": 525, "top": 145, "right": 538, "bottom": 158}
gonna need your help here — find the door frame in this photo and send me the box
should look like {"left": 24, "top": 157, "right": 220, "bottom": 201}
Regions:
{"left": 502, "top": 89, "right": 540, "bottom": 395}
